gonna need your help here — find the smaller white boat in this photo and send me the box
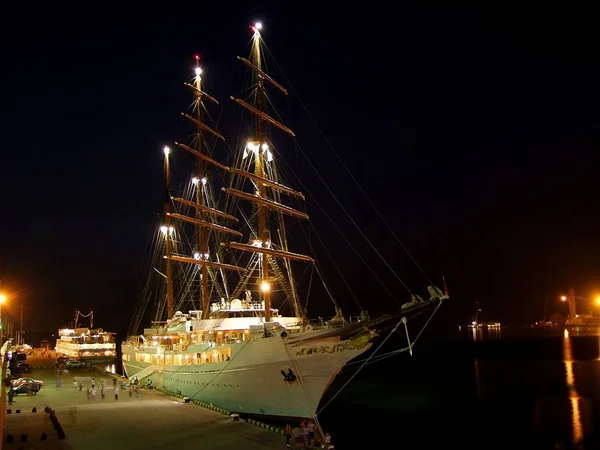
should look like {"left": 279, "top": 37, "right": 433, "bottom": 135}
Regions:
{"left": 55, "top": 310, "right": 116, "bottom": 364}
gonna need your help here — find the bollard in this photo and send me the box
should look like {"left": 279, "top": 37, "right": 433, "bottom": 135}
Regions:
{"left": 6, "top": 409, "right": 11, "bottom": 414}
{"left": 32, "top": 407, "right": 37, "bottom": 413}
{"left": 16, "top": 409, "right": 21, "bottom": 414}
{"left": 41, "top": 432, "right": 47, "bottom": 441}
{"left": 5, "top": 434, "right": 13, "bottom": 443}
{"left": 21, "top": 433, "right": 28, "bottom": 442}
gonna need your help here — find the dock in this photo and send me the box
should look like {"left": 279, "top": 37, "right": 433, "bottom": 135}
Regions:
{"left": 3, "top": 352, "right": 287, "bottom": 449}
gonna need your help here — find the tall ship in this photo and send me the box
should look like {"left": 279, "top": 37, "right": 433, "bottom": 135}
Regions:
{"left": 122, "top": 22, "right": 448, "bottom": 420}
{"left": 56, "top": 310, "right": 117, "bottom": 364}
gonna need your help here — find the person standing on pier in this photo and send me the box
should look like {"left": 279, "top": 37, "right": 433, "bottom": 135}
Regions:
{"left": 114, "top": 386, "right": 119, "bottom": 400}
{"left": 285, "top": 424, "right": 292, "bottom": 447}
{"left": 68, "top": 407, "right": 78, "bottom": 426}
{"left": 307, "top": 421, "right": 315, "bottom": 447}
{"left": 301, "top": 422, "right": 310, "bottom": 449}
{"left": 322, "top": 432, "right": 333, "bottom": 449}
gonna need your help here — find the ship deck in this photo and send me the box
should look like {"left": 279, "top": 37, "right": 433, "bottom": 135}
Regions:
{"left": 3, "top": 355, "right": 289, "bottom": 449}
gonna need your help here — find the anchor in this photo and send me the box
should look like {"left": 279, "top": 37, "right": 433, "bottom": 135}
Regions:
{"left": 280, "top": 367, "right": 296, "bottom": 382}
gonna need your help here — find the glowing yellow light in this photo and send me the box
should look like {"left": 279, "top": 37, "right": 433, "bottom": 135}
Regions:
{"left": 0, "top": 293, "right": 6, "bottom": 304}
{"left": 561, "top": 295, "right": 568, "bottom": 302}
{"left": 596, "top": 297, "right": 600, "bottom": 306}
{"left": 255, "top": 22, "right": 263, "bottom": 30}
{"left": 195, "top": 67, "right": 202, "bottom": 76}
{"left": 163, "top": 146, "right": 170, "bottom": 155}
{"left": 160, "top": 226, "right": 174, "bottom": 236}
{"left": 260, "top": 281, "right": 270, "bottom": 292}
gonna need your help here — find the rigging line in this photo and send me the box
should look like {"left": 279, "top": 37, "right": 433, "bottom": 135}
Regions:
{"left": 261, "top": 95, "right": 412, "bottom": 296}
{"left": 254, "top": 96, "right": 384, "bottom": 307}
{"left": 410, "top": 300, "right": 443, "bottom": 345}
{"left": 341, "top": 347, "right": 410, "bottom": 369}
{"left": 315, "top": 318, "right": 405, "bottom": 417}
{"left": 242, "top": 109, "right": 386, "bottom": 305}
{"left": 293, "top": 160, "right": 402, "bottom": 303}
{"left": 262, "top": 44, "right": 431, "bottom": 288}
{"left": 185, "top": 339, "right": 252, "bottom": 399}
{"left": 317, "top": 304, "right": 442, "bottom": 413}
{"left": 304, "top": 265, "right": 315, "bottom": 313}
{"left": 334, "top": 347, "right": 413, "bottom": 376}
{"left": 130, "top": 226, "right": 162, "bottom": 335}
{"left": 282, "top": 337, "right": 316, "bottom": 412}
{"left": 313, "top": 264, "right": 340, "bottom": 308}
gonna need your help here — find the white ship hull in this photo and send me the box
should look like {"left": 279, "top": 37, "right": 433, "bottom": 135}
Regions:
{"left": 122, "top": 327, "right": 373, "bottom": 419}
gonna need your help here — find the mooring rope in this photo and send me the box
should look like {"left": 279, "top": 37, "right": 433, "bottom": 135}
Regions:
{"left": 315, "top": 301, "right": 443, "bottom": 417}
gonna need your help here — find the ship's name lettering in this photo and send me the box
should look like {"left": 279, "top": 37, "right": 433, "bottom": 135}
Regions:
{"left": 295, "top": 340, "right": 357, "bottom": 356}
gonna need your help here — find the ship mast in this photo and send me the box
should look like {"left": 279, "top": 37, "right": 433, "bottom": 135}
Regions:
{"left": 193, "top": 57, "right": 211, "bottom": 320}
{"left": 167, "top": 56, "right": 245, "bottom": 319}
{"left": 163, "top": 146, "right": 174, "bottom": 319}
{"left": 226, "top": 23, "right": 313, "bottom": 322}
{"left": 254, "top": 28, "right": 271, "bottom": 322}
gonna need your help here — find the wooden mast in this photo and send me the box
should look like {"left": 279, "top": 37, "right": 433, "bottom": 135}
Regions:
{"left": 252, "top": 27, "right": 272, "bottom": 323}
{"left": 167, "top": 60, "right": 244, "bottom": 318}
{"left": 228, "top": 23, "right": 311, "bottom": 321}
{"left": 192, "top": 57, "right": 211, "bottom": 320}
{"left": 163, "top": 146, "right": 174, "bottom": 319}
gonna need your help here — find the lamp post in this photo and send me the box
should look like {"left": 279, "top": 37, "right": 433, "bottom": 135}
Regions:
{"left": 0, "top": 292, "right": 6, "bottom": 446}
{"left": 0, "top": 293, "right": 5, "bottom": 349}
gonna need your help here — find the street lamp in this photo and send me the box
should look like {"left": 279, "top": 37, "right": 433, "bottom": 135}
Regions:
{"left": 0, "top": 293, "right": 6, "bottom": 349}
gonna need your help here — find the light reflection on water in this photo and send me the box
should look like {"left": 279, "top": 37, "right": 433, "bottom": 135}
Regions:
{"left": 469, "top": 326, "right": 502, "bottom": 342}
{"left": 563, "top": 330, "right": 583, "bottom": 444}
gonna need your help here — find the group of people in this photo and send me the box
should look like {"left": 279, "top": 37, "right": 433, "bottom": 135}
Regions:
{"left": 284, "top": 421, "right": 333, "bottom": 449}
{"left": 73, "top": 376, "right": 122, "bottom": 401}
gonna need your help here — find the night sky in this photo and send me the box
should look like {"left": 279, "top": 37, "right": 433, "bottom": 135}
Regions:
{"left": 1, "top": 4, "right": 599, "bottom": 334}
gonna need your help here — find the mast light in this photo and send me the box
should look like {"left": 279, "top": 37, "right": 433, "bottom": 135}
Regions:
{"left": 255, "top": 22, "right": 263, "bottom": 30}
{"left": 160, "top": 225, "right": 174, "bottom": 236}
{"left": 163, "top": 146, "right": 170, "bottom": 155}
{"left": 260, "top": 281, "right": 271, "bottom": 292}
{"left": 195, "top": 67, "right": 202, "bottom": 77}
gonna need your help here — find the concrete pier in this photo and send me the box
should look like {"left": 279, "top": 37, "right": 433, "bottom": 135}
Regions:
{"left": 3, "top": 357, "right": 286, "bottom": 449}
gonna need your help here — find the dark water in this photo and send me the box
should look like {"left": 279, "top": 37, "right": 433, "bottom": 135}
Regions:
{"left": 317, "top": 326, "right": 599, "bottom": 449}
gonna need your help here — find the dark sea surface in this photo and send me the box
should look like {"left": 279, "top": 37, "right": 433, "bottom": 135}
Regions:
{"left": 23, "top": 326, "right": 599, "bottom": 449}
{"left": 317, "top": 325, "right": 598, "bottom": 449}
